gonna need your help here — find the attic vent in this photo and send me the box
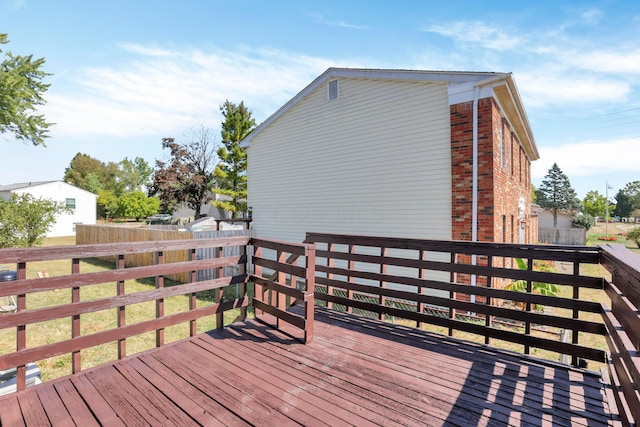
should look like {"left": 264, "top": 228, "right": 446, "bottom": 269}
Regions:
{"left": 328, "top": 79, "right": 339, "bottom": 100}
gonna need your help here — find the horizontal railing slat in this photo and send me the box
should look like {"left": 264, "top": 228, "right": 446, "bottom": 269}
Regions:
{"left": 0, "top": 275, "right": 246, "bottom": 329}
{"left": 0, "top": 255, "right": 247, "bottom": 298}
{"left": 0, "top": 237, "right": 250, "bottom": 263}
{"left": 316, "top": 264, "right": 602, "bottom": 313}
{"left": 307, "top": 232, "right": 601, "bottom": 263}
{"left": 315, "top": 249, "right": 603, "bottom": 288}
{"left": 316, "top": 292, "right": 606, "bottom": 362}
{"left": 0, "top": 296, "right": 248, "bottom": 370}
{"left": 253, "top": 300, "right": 306, "bottom": 330}
{"left": 315, "top": 276, "right": 605, "bottom": 335}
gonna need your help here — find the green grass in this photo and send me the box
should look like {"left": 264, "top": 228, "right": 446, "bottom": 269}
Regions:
{"left": 0, "top": 235, "right": 251, "bottom": 381}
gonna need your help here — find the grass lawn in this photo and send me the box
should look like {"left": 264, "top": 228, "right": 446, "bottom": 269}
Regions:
{"left": 1, "top": 235, "right": 250, "bottom": 381}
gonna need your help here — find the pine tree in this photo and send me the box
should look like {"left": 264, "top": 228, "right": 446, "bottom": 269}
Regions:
{"left": 535, "top": 163, "right": 579, "bottom": 227}
{"left": 0, "top": 33, "right": 52, "bottom": 145}
{"left": 213, "top": 100, "right": 256, "bottom": 218}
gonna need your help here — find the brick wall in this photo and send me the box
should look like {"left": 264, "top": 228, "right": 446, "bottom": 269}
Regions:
{"left": 450, "top": 97, "right": 535, "bottom": 298}
{"left": 450, "top": 97, "right": 534, "bottom": 245}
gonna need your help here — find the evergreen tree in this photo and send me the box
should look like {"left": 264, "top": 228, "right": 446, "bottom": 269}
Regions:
{"left": 535, "top": 163, "right": 579, "bottom": 227}
{"left": 213, "top": 100, "right": 256, "bottom": 218}
{"left": 614, "top": 181, "right": 640, "bottom": 219}
{"left": 0, "top": 33, "right": 52, "bottom": 145}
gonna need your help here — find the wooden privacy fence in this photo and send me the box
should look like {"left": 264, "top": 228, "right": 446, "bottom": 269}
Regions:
{"left": 75, "top": 225, "right": 252, "bottom": 284}
{"left": 0, "top": 236, "right": 250, "bottom": 392}
{"left": 538, "top": 227, "right": 586, "bottom": 245}
{"left": 76, "top": 225, "right": 193, "bottom": 282}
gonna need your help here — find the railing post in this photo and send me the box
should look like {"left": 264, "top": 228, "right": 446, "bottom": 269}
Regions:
{"left": 71, "top": 258, "right": 81, "bottom": 373}
{"left": 449, "top": 252, "right": 456, "bottom": 337}
{"left": 254, "top": 245, "right": 263, "bottom": 316}
{"left": 572, "top": 261, "right": 580, "bottom": 367}
{"left": 485, "top": 255, "right": 493, "bottom": 345}
{"left": 417, "top": 249, "right": 425, "bottom": 329}
{"left": 117, "top": 254, "right": 126, "bottom": 359}
{"left": 524, "top": 257, "right": 532, "bottom": 355}
{"left": 326, "top": 243, "right": 334, "bottom": 309}
{"left": 155, "top": 250, "right": 165, "bottom": 347}
{"left": 347, "top": 244, "right": 355, "bottom": 314}
{"left": 276, "top": 250, "right": 286, "bottom": 329}
{"left": 379, "top": 247, "right": 387, "bottom": 321}
{"left": 188, "top": 248, "right": 197, "bottom": 336}
{"left": 16, "top": 262, "right": 26, "bottom": 391}
{"left": 215, "top": 245, "right": 224, "bottom": 329}
{"left": 304, "top": 243, "right": 316, "bottom": 343}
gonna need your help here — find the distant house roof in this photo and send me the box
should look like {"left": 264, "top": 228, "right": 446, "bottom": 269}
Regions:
{"left": 240, "top": 67, "right": 539, "bottom": 161}
{"left": 0, "top": 181, "right": 97, "bottom": 197}
{"left": 0, "top": 181, "right": 57, "bottom": 192}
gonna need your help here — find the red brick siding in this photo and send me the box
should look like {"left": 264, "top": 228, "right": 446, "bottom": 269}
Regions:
{"left": 450, "top": 97, "right": 535, "bottom": 299}
{"left": 450, "top": 97, "right": 534, "bottom": 244}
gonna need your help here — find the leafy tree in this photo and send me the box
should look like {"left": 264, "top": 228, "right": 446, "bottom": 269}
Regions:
{"left": 113, "top": 191, "right": 159, "bottom": 221}
{"left": 0, "top": 193, "right": 68, "bottom": 247}
{"left": 614, "top": 181, "right": 640, "bottom": 219}
{"left": 97, "top": 190, "right": 118, "bottom": 219}
{"left": 582, "top": 190, "right": 614, "bottom": 220}
{"left": 627, "top": 227, "right": 640, "bottom": 248}
{"left": 149, "top": 127, "right": 217, "bottom": 218}
{"left": 0, "top": 33, "right": 52, "bottom": 145}
{"left": 64, "top": 153, "right": 122, "bottom": 195}
{"left": 572, "top": 213, "right": 594, "bottom": 230}
{"left": 535, "top": 163, "right": 579, "bottom": 227}
{"left": 118, "top": 157, "right": 153, "bottom": 192}
{"left": 213, "top": 100, "right": 256, "bottom": 218}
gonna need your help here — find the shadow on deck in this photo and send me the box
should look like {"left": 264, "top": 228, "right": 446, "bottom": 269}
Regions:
{"left": 0, "top": 307, "right": 614, "bottom": 426}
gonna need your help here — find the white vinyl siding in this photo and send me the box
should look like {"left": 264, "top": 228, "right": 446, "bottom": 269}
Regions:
{"left": 248, "top": 77, "right": 452, "bottom": 244}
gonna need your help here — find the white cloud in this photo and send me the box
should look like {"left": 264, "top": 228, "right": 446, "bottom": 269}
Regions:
{"left": 425, "top": 21, "right": 522, "bottom": 51}
{"left": 532, "top": 137, "right": 640, "bottom": 179}
{"left": 515, "top": 72, "right": 632, "bottom": 107}
{"left": 44, "top": 45, "right": 337, "bottom": 139}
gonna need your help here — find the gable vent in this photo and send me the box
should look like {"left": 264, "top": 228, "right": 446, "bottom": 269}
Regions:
{"left": 328, "top": 79, "right": 339, "bottom": 100}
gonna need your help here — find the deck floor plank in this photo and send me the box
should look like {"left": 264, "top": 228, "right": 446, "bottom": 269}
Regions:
{"left": 16, "top": 387, "right": 49, "bottom": 426}
{"left": 53, "top": 380, "right": 101, "bottom": 427}
{"left": 308, "top": 312, "right": 609, "bottom": 427}
{"left": 34, "top": 384, "right": 75, "bottom": 427}
{"left": 0, "top": 395, "right": 26, "bottom": 427}
{"left": 0, "top": 307, "right": 617, "bottom": 426}
{"left": 125, "top": 357, "right": 238, "bottom": 427}
{"left": 195, "top": 332, "right": 407, "bottom": 427}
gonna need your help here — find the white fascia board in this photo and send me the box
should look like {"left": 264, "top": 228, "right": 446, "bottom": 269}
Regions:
{"left": 448, "top": 81, "right": 493, "bottom": 105}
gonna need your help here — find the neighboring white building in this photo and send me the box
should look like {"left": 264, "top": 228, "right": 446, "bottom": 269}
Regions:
{"left": 538, "top": 209, "right": 575, "bottom": 229}
{"left": 0, "top": 181, "right": 97, "bottom": 237}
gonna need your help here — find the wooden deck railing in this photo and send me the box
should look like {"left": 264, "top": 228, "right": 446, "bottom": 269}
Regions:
{"left": 1, "top": 233, "right": 638, "bottom": 424}
{"left": 599, "top": 243, "right": 640, "bottom": 425}
{"left": 305, "top": 232, "right": 640, "bottom": 426}
{"left": 0, "top": 237, "right": 252, "bottom": 392}
{"left": 251, "top": 238, "right": 315, "bottom": 343}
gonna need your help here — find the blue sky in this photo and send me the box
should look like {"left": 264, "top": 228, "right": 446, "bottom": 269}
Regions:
{"left": 1, "top": 0, "right": 639, "bottom": 199}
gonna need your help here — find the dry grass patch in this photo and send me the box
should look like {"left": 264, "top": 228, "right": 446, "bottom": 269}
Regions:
{"left": 0, "top": 235, "right": 246, "bottom": 382}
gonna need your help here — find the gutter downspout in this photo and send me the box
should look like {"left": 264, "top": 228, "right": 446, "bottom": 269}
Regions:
{"left": 471, "top": 86, "right": 479, "bottom": 303}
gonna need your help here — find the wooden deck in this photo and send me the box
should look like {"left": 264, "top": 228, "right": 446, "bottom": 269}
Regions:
{"left": 0, "top": 307, "right": 616, "bottom": 427}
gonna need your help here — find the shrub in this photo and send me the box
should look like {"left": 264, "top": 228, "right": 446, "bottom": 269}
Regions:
{"left": 627, "top": 227, "right": 640, "bottom": 247}
{"left": 572, "top": 213, "right": 595, "bottom": 230}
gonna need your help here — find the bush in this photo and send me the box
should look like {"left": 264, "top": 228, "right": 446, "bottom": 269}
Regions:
{"left": 627, "top": 227, "right": 640, "bottom": 247}
{"left": 572, "top": 213, "right": 595, "bottom": 230}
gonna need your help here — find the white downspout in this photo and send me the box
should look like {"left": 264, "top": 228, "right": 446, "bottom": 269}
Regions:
{"left": 470, "top": 86, "right": 479, "bottom": 303}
